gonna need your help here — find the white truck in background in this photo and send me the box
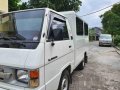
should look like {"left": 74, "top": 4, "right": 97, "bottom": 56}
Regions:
{"left": 0, "top": 8, "right": 89, "bottom": 90}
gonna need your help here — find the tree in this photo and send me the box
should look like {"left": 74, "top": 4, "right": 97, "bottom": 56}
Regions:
{"left": 89, "top": 28, "right": 96, "bottom": 41}
{"left": 19, "top": 2, "right": 29, "bottom": 10}
{"left": 101, "top": 3, "right": 120, "bottom": 35}
{"left": 9, "top": 0, "right": 82, "bottom": 12}
{"left": 28, "top": 0, "right": 82, "bottom": 12}
{"left": 111, "top": 3, "right": 120, "bottom": 16}
{"left": 8, "top": 0, "right": 21, "bottom": 11}
{"left": 28, "top": 0, "right": 55, "bottom": 9}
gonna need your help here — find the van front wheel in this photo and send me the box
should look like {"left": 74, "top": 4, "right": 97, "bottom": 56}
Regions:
{"left": 58, "top": 70, "right": 70, "bottom": 90}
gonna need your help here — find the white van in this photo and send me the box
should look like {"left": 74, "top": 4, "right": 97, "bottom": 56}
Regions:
{"left": 99, "top": 34, "right": 112, "bottom": 46}
{"left": 0, "top": 8, "right": 89, "bottom": 90}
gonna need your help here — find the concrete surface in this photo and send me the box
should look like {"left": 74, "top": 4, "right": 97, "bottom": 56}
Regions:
{"left": 70, "top": 41, "right": 120, "bottom": 90}
{"left": 115, "top": 48, "right": 120, "bottom": 55}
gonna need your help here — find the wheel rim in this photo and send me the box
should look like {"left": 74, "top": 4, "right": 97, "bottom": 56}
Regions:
{"left": 61, "top": 75, "right": 68, "bottom": 90}
{"left": 83, "top": 61, "right": 85, "bottom": 67}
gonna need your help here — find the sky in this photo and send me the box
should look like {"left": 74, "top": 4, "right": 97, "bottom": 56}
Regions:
{"left": 78, "top": 0, "right": 120, "bottom": 28}
{"left": 21, "top": 0, "right": 120, "bottom": 28}
{"left": 21, "top": 0, "right": 28, "bottom": 2}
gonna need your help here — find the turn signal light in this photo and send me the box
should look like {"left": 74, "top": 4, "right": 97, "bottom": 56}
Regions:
{"left": 30, "top": 70, "right": 39, "bottom": 79}
{"left": 29, "top": 70, "right": 39, "bottom": 88}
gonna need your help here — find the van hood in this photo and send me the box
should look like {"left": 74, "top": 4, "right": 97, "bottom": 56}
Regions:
{"left": 0, "top": 48, "right": 30, "bottom": 68}
{"left": 0, "top": 43, "right": 44, "bottom": 69}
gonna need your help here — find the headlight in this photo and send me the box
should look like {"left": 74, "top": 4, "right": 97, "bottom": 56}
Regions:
{"left": 15, "top": 69, "right": 39, "bottom": 88}
{"left": 16, "top": 70, "right": 29, "bottom": 84}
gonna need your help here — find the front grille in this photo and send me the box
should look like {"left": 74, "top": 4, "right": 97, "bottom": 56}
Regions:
{"left": 0, "top": 65, "right": 13, "bottom": 82}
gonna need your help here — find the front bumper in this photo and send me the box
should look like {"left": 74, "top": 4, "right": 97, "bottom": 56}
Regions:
{"left": 0, "top": 82, "right": 24, "bottom": 90}
{"left": 0, "top": 82, "right": 45, "bottom": 90}
{"left": 99, "top": 42, "right": 112, "bottom": 46}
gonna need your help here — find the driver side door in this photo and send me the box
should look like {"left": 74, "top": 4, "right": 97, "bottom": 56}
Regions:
{"left": 45, "top": 12, "right": 74, "bottom": 90}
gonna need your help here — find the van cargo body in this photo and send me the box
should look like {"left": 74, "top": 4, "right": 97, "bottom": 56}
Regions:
{"left": 60, "top": 11, "right": 89, "bottom": 67}
{"left": 0, "top": 8, "right": 89, "bottom": 90}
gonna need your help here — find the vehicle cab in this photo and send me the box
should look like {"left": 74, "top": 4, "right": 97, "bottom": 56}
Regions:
{"left": 0, "top": 8, "right": 74, "bottom": 90}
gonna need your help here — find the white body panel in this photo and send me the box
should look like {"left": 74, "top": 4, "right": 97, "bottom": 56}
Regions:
{"left": 0, "top": 48, "right": 29, "bottom": 68}
{"left": 45, "top": 41, "right": 74, "bottom": 90}
{"left": 0, "top": 8, "right": 89, "bottom": 90}
{"left": 61, "top": 11, "right": 89, "bottom": 67}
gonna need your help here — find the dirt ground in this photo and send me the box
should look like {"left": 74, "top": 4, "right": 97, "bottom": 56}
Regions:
{"left": 70, "top": 42, "right": 120, "bottom": 90}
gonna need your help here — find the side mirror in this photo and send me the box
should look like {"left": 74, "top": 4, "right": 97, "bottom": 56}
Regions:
{"left": 49, "top": 24, "right": 63, "bottom": 46}
{"left": 49, "top": 25, "right": 56, "bottom": 46}
{"left": 51, "top": 24, "right": 58, "bottom": 30}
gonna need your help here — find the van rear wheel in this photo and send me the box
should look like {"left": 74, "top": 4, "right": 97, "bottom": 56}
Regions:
{"left": 58, "top": 70, "right": 70, "bottom": 90}
{"left": 78, "top": 60, "right": 85, "bottom": 70}
{"left": 84, "top": 52, "right": 88, "bottom": 63}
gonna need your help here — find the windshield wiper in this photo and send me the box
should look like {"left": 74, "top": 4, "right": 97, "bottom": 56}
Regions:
{"left": 0, "top": 37, "right": 26, "bottom": 47}
{"left": 0, "top": 37, "right": 12, "bottom": 40}
{"left": 0, "top": 42, "right": 26, "bottom": 48}
{"left": 11, "top": 41, "right": 26, "bottom": 47}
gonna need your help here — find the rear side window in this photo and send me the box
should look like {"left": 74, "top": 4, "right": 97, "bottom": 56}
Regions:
{"left": 84, "top": 23, "right": 88, "bottom": 35}
{"left": 76, "top": 17, "right": 83, "bottom": 35}
{"left": 48, "top": 17, "right": 69, "bottom": 41}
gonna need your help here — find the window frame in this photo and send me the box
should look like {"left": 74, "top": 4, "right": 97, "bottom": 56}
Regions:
{"left": 47, "top": 12, "right": 70, "bottom": 42}
{"left": 76, "top": 17, "right": 84, "bottom": 36}
{"left": 84, "top": 22, "right": 88, "bottom": 36}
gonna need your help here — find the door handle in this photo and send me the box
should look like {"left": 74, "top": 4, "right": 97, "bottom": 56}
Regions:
{"left": 71, "top": 36, "right": 73, "bottom": 40}
{"left": 48, "top": 56, "right": 58, "bottom": 61}
{"left": 69, "top": 45, "right": 72, "bottom": 48}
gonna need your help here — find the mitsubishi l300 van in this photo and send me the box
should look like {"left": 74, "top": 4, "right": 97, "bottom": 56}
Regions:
{"left": 0, "top": 8, "right": 89, "bottom": 90}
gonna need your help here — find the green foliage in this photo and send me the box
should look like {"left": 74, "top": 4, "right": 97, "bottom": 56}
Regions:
{"left": 28, "top": 0, "right": 55, "bottom": 9}
{"left": 9, "top": 0, "right": 82, "bottom": 12}
{"left": 8, "top": 0, "right": 21, "bottom": 11}
{"left": 111, "top": 4, "right": 120, "bottom": 16}
{"left": 89, "top": 29, "right": 96, "bottom": 41}
{"left": 19, "top": 2, "right": 29, "bottom": 10}
{"left": 101, "top": 3, "right": 120, "bottom": 36}
{"left": 118, "top": 43, "right": 120, "bottom": 48}
{"left": 113, "top": 35, "right": 120, "bottom": 46}
{"left": 28, "top": 0, "right": 82, "bottom": 12}
{"left": 9, "top": 0, "right": 29, "bottom": 11}
{"left": 89, "top": 29, "right": 95, "bottom": 36}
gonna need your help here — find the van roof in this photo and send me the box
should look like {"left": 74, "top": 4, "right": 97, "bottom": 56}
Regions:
{"left": 0, "top": 8, "right": 65, "bottom": 18}
{"left": 0, "top": 8, "right": 45, "bottom": 15}
{"left": 60, "top": 11, "right": 88, "bottom": 24}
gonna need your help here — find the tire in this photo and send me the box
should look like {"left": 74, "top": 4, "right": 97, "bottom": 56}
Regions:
{"left": 109, "top": 44, "right": 112, "bottom": 47}
{"left": 84, "top": 52, "right": 88, "bottom": 63}
{"left": 99, "top": 43, "right": 101, "bottom": 46}
{"left": 78, "top": 60, "right": 85, "bottom": 70}
{"left": 58, "top": 70, "right": 70, "bottom": 90}
{"left": 99, "top": 42, "right": 102, "bottom": 46}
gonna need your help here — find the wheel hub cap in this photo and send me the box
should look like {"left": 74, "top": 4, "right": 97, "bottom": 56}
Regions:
{"left": 61, "top": 77, "right": 68, "bottom": 90}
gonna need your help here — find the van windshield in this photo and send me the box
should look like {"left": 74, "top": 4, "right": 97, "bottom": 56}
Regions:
{"left": 100, "top": 35, "right": 111, "bottom": 39}
{"left": 0, "top": 9, "right": 45, "bottom": 49}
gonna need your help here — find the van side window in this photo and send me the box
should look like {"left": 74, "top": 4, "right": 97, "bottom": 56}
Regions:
{"left": 48, "top": 17, "right": 69, "bottom": 41}
{"left": 76, "top": 17, "right": 83, "bottom": 35}
{"left": 84, "top": 23, "right": 88, "bottom": 35}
